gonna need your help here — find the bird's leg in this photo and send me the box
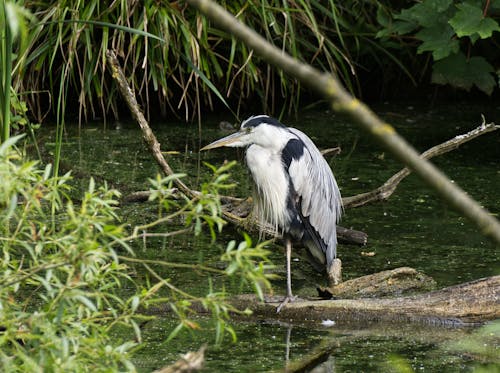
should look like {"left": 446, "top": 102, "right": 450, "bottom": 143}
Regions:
{"left": 276, "top": 238, "right": 296, "bottom": 313}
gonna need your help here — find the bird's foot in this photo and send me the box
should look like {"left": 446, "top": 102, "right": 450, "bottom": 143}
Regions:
{"left": 276, "top": 295, "right": 297, "bottom": 313}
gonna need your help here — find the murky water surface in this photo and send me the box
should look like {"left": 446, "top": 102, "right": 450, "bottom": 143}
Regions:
{"left": 49, "top": 101, "right": 499, "bottom": 371}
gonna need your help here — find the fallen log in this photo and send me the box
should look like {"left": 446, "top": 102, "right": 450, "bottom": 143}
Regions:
{"left": 230, "top": 275, "right": 499, "bottom": 325}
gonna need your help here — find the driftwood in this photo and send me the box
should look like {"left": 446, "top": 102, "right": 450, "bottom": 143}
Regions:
{"left": 153, "top": 345, "right": 206, "bottom": 373}
{"left": 231, "top": 275, "right": 499, "bottom": 325}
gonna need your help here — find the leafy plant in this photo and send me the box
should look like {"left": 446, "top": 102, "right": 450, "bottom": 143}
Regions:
{"left": 0, "top": 136, "right": 141, "bottom": 371}
{"left": 0, "top": 137, "right": 275, "bottom": 370}
{"left": 377, "top": 0, "right": 500, "bottom": 95}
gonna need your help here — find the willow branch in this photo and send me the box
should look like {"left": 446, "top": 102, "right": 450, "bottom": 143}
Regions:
{"left": 343, "top": 118, "right": 500, "bottom": 208}
{"left": 105, "top": 50, "right": 194, "bottom": 198}
{"left": 186, "top": 0, "right": 500, "bottom": 245}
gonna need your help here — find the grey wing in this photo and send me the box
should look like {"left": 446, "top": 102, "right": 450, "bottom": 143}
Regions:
{"left": 288, "top": 128, "right": 342, "bottom": 266}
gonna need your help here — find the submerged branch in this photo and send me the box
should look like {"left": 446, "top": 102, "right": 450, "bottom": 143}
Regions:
{"left": 186, "top": 0, "right": 500, "bottom": 245}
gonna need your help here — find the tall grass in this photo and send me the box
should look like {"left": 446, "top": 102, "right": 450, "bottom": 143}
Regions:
{"left": 15, "top": 0, "right": 392, "bottom": 124}
{"left": 0, "top": 1, "right": 13, "bottom": 142}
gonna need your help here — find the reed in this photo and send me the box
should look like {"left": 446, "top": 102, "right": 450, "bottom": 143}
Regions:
{"left": 0, "top": 1, "right": 13, "bottom": 142}
{"left": 15, "top": 0, "right": 391, "bottom": 124}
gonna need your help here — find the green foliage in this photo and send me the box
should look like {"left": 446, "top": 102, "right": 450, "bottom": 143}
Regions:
{"left": 449, "top": 2, "right": 500, "bottom": 39}
{"left": 0, "top": 1, "right": 36, "bottom": 143}
{"left": 133, "top": 161, "right": 274, "bottom": 344}
{"left": 0, "top": 1, "right": 14, "bottom": 142}
{"left": 0, "top": 136, "right": 140, "bottom": 371}
{"left": 222, "top": 233, "right": 276, "bottom": 301}
{"left": 0, "top": 137, "right": 275, "bottom": 370}
{"left": 377, "top": 0, "right": 500, "bottom": 95}
{"left": 432, "top": 52, "right": 496, "bottom": 94}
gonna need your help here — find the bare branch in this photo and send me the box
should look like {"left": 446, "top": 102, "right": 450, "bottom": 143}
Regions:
{"left": 105, "top": 50, "right": 194, "bottom": 198}
{"left": 343, "top": 118, "right": 500, "bottom": 208}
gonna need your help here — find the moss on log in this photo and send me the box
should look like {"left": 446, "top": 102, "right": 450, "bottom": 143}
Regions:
{"left": 231, "top": 274, "right": 499, "bottom": 326}
{"left": 319, "top": 267, "right": 436, "bottom": 298}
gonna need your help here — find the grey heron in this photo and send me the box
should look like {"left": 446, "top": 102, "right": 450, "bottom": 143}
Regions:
{"left": 201, "top": 115, "right": 342, "bottom": 312}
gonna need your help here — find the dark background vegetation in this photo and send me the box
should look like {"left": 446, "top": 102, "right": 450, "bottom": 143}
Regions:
{"left": 11, "top": 0, "right": 500, "bottom": 126}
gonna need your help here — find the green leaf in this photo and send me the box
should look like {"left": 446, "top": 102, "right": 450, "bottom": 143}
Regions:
{"left": 182, "top": 55, "right": 232, "bottom": 113}
{"left": 432, "top": 53, "right": 496, "bottom": 94}
{"left": 416, "top": 24, "right": 460, "bottom": 60}
{"left": 449, "top": 2, "right": 500, "bottom": 39}
{"left": 74, "top": 295, "right": 97, "bottom": 312}
{"left": 396, "top": 0, "right": 453, "bottom": 28}
{"left": 376, "top": 5, "right": 391, "bottom": 28}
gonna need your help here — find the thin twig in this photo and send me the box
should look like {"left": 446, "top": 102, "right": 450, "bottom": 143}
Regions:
{"left": 117, "top": 255, "right": 226, "bottom": 275}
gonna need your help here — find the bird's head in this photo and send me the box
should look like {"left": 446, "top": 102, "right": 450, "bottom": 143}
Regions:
{"left": 201, "top": 115, "right": 289, "bottom": 151}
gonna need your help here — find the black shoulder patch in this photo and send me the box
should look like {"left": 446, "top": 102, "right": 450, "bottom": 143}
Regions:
{"left": 281, "top": 138, "right": 305, "bottom": 171}
{"left": 242, "top": 115, "right": 286, "bottom": 129}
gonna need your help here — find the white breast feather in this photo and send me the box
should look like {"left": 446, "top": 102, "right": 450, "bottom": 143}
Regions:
{"left": 246, "top": 144, "right": 289, "bottom": 233}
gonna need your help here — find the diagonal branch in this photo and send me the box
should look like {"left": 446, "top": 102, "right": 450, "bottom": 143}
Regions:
{"left": 186, "top": 0, "right": 500, "bottom": 245}
{"left": 343, "top": 118, "right": 500, "bottom": 208}
{"left": 105, "top": 50, "right": 194, "bottom": 198}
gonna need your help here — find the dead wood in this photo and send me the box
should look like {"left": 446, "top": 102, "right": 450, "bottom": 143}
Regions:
{"left": 106, "top": 50, "right": 194, "bottom": 199}
{"left": 153, "top": 345, "right": 206, "bottom": 373}
{"left": 230, "top": 275, "right": 499, "bottom": 325}
{"left": 342, "top": 117, "right": 499, "bottom": 208}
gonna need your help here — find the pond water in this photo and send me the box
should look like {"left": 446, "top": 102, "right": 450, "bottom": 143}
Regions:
{"left": 45, "top": 101, "right": 499, "bottom": 371}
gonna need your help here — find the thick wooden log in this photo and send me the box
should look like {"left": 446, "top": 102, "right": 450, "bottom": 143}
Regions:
{"left": 231, "top": 274, "right": 499, "bottom": 325}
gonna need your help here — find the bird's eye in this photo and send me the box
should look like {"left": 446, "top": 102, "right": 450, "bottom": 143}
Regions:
{"left": 245, "top": 127, "right": 252, "bottom": 134}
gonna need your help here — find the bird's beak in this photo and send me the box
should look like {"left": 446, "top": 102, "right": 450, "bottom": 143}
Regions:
{"left": 200, "top": 131, "right": 246, "bottom": 151}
